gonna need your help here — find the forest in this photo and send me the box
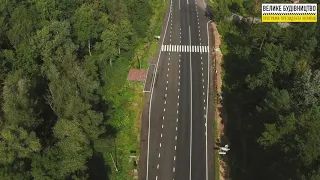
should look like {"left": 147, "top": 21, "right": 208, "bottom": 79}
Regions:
{"left": 210, "top": 0, "right": 320, "bottom": 179}
{"left": 0, "top": 0, "right": 164, "bottom": 179}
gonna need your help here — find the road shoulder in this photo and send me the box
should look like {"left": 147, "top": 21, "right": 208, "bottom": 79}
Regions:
{"left": 138, "top": 0, "right": 171, "bottom": 179}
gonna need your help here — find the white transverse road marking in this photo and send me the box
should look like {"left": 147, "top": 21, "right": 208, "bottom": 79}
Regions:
{"left": 161, "top": 45, "right": 209, "bottom": 53}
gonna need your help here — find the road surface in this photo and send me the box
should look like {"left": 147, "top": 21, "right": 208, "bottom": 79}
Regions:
{"left": 141, "top": 0, "right": 213, "bottom": 179}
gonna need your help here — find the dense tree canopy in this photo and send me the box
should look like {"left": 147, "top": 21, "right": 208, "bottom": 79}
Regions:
{"left": 212, "top": 0, "right": 320, "bottom": 179}
{"left": 0, "top": 0, "right": 161, "bottom": 179}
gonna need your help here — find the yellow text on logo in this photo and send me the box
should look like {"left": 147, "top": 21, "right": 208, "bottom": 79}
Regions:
{"left": 262, "top": 15, "right": 317, "bottom": 22}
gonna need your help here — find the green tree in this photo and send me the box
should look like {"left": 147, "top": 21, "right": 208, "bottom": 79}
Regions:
{"left": 8, "top": 5, "right": 38, "bottom": 47}
{"left": 72, "top": 3, "right": 100, "bottom": 56}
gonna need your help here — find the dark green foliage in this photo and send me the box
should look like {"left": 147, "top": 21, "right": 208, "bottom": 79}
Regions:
{"left": 0, "top": 0, "right": 157, "bottom": 179}
{"left": 128, "top": 0, "right": 152, "bottom": 38}
{"left": 214, "top": 1, "right": 320, "bottom": 179}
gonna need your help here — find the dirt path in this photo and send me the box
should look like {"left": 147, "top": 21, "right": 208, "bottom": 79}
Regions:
{"left": 211, "top": 22, "right": 229, "bottom": 180}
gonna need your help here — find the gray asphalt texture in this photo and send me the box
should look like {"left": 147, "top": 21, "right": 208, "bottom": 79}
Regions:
{"left": 139, "top": 0, "right": 214, "bottom": 179}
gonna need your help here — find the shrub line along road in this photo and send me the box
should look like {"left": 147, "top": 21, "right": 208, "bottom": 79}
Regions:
{"left": 141, "top": 0, "right": 213, "bottom": 179}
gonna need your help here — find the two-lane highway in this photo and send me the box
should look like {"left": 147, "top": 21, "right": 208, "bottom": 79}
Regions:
{"left": 144, "top": 0, "right": 212, "bottom": 179}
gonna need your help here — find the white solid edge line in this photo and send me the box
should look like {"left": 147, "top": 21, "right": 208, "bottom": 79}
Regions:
{"left": 205, "top": 20, "right": 211, "bottom": 180}
{"left": 189, "top": 25, "right": 193, "bottom": 180}
{"left": 146, "top": 0, "right": 172, "bottom": 179}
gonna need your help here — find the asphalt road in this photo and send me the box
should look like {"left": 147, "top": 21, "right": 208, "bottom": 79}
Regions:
{"left": 144, "top": 0, "right": 212, "bottom": 179}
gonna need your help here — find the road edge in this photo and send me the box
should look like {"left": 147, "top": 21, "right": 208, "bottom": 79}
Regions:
{"left": 138, "top": 0, "right": 172, "bottom": 179}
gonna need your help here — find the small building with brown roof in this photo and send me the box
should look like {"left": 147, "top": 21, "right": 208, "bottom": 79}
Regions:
{"left": 127, "top": 69, "right": 147, "bottom": 82}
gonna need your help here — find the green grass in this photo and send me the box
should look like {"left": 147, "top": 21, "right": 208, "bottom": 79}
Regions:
{"left": 133, "top": 39, "right": 159, "bottom": 69}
